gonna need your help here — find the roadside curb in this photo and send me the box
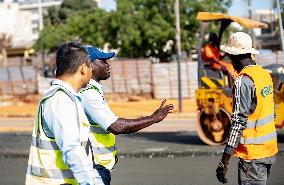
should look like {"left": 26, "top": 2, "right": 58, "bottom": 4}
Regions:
{"left": 118, "top": 150, "right": 284, "bottom": 158}
{"left": 0, "top": 151, "right": 28, "bottom": 158}
{"left": 2, "top": 149, "right": 284, "bottom": 159}
{"left": 118, "top": 151, "right": 225, "bottom": 158}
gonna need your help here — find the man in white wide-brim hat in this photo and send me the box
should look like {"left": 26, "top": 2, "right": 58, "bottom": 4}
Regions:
{"left": 216, "top": 32, "right": 278, "bottom": 185}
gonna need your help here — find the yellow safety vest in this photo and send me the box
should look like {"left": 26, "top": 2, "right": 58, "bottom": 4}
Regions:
{"left": 81, "top": 85, "right": 117, "bottom": 171}
{"left": 25, "top": 87, "right": 91, "bottom": 185}
{"left": 234, "top": 65, "right": 278, "bottom": 160}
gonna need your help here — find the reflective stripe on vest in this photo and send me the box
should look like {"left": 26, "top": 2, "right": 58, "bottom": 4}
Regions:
{"left": 31, "top": 137, "right": 89, "bottom": 150}
{"left": 240, "top": 131, "right": 277, "bottom": 144}
{"left": 92, "top": 145, "right": 117, "bottom": 154}
{"left": 27, "top": 165, "right": 74, "bottom": 179}
{"left": 246, "top": 113, "right": 274, "bottom": 129}
{"left": 31, "top": 136, "right": 59, "bottom": 150}
{"left": 90, "top": 125, "right": 109, "bottom": 134}
{"left": 31, "top": 133, "right": 116, "bottom": 155}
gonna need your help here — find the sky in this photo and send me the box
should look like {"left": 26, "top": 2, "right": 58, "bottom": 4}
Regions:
{"left": 100, "top": 0, "right": 274, "bottom": 15}
{"left": 228, "top": 0, "right": 273, "bottom": 17}
{"left": 99, "top": 0, "right": 116, "bottom": 11}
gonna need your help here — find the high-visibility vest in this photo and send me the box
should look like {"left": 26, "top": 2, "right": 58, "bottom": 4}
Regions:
{"left": 25, "top": 86, "right": 92, "bottom": 185}
{"left": 81, "top": 85, "right": 117, "bottom": 170}
{"left": 234, "top": 64, "right": 278, "bottom": 160}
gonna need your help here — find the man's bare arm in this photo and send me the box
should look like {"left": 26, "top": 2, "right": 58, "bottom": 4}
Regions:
{"left": 108, "top": 99, "right": 174, "bottom": 135}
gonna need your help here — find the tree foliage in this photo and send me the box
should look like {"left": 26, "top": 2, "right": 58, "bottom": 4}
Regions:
{"left": 36, "top": 0, "right": 231, "bottom": 61}
{"left": 36, "top": 0, "right": 99, "bottom": 50}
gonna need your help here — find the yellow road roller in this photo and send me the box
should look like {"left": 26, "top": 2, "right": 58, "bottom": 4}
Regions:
{"left": 194, "top": 12, "right": 281, "bottom": 145}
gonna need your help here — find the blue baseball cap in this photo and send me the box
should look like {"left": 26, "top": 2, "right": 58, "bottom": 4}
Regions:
{"left": 86, "top": 46, "right": 115, "bottom": 61}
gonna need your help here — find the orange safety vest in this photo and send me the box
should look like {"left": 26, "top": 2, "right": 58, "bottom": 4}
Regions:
{"left": 234, "top": 64, "right": 278, "bottom": 160}
{"left": 202, "top": 44, "right": 222, "bottom": 62}
{"left": 202, "top": 44, "right": 238, "bottom": 78}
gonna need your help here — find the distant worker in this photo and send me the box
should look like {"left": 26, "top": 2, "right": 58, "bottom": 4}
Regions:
{"left": 80, "top": 46, "right": 175, "bottom": 185}
{"left": 202, "top": 32, "right": 237, "bottom": 79}
{"left": 216, "top": 32, "right": 278, "bottom": 185}
{"left": 25, "top": 42, "right": 104, "bottom": 184}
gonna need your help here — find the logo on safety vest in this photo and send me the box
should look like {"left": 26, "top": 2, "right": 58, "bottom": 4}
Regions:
{"left": 261, "top": 85, "right": 273, "bottom": 98}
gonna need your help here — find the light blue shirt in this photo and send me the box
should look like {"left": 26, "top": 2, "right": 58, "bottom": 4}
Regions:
{"left": 41, "top": 79, "right": 104, "bottom": 185}
{"left": 81, "top": 79, "right": 118, "bottom": 131}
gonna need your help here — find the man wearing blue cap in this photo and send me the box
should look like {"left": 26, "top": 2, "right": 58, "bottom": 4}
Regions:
{"left": 80, "top": 46, "right": 174, "bottom": 185}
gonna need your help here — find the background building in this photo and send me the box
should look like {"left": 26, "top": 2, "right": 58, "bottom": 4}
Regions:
{"left": 255, "top": 9, "right": 281, "bottom": 50}
{"left": 18, "top": 0, "right": 62, "bottom": 41}
{"left": 1, "top": 0, "right": 103, "bottom": 44}
{"left": 0, "top": 2, "right": 33, "bottom": 48}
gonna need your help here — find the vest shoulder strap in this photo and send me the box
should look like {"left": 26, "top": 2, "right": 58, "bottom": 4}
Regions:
{"left": 80, "top": 84, "right": 101, "bottom": 94}
{"left": 42, "top": 86, "right": 76, "bottom": 102}
{"left": 37, "top": 86, "right": 80, "bottom": 138}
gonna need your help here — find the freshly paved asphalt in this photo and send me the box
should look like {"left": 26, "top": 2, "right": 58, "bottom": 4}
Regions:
{"left": 1, "top": 129, "right": 284, "bottom": 158}
{"left": 1, "top": 153, "right": 284, "bottom": 185}
{"left": 0, "top": 118, "right": 284, "bottom": 184}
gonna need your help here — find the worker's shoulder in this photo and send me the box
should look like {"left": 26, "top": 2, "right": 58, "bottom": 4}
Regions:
{"left": 235, "top": 75, "right": 254, "bottom": 87}
{"left": 42, "top": 91, "right": 77, "bottom": 117}
{"left": 80, "top": 85, "right": 104, "bottom": 104}
{"left": 43, "top": 90, "right": 75, "bottom": 106}
{"left": 81, "top": 83, "right": 100, "bottom": 92}
{"left": 241, "top": 75, "right": 253, "bottom": 84}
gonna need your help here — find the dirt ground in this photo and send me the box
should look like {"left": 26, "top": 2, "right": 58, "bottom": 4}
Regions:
{"left": 0, "top": 95, "right": 197, "bottom": 119}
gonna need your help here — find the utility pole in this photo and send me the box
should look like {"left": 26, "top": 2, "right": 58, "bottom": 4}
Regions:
{"left": 174, "top": 0, "right": 183, "bottom": 112}
{"left": 248, "top": 0, "right": 255, "bottom": 47}
{"left": 38, "top": 0, "right": 43, "bottom": 31}
{"left": 38, "top": 0, "right": 45, "bottom": 73}
{"left": 248, "top": 0, "right": 252, "bottom": 19}
{"left": 276, "top": 0, "right": 284, "bottom": 50}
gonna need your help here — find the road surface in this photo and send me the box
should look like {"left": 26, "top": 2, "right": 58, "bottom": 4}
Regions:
{"left": 1, "top": 156, "right": 284, "bottom": 185}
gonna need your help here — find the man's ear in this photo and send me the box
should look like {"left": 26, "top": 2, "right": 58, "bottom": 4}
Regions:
{"left": 80, "top": 63, "right": 89, "bottom": 75}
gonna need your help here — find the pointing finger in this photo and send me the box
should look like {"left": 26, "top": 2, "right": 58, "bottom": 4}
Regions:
{"left": 160, "top": 98, "right": 167, "bottom": 108}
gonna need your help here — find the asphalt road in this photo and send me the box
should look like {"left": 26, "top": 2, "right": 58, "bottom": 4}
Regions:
{"left": 0, "top": 118, "right": 284, "bottom": 185}
{"left": 1, "top": 156, "right": 284, "bottom": 185}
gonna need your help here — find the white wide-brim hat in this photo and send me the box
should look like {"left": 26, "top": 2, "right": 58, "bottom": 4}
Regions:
{"left": 220, "top": 32, "right": 260, "bottom": 55}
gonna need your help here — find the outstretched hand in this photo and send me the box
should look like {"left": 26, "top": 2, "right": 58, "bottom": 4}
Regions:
{"left": 151, "top": 98, "right": 174, "bottom": 123}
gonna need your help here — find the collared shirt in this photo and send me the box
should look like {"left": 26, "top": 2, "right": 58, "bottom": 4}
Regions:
{"left": 42, "top": 79, "right": 104, "bottom": 185}
{"left": 80, "top": 79, "right": 118, "bottom": 131}
{"left": 224, "top": 65, "right": 275, "bottom": 164}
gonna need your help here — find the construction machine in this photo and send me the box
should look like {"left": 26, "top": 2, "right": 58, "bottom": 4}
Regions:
{"left": 194, "top": 12, "right": 284, "bottom": 146}
{"left": 264, "top": 64, "right": 284, "bottom": 129}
